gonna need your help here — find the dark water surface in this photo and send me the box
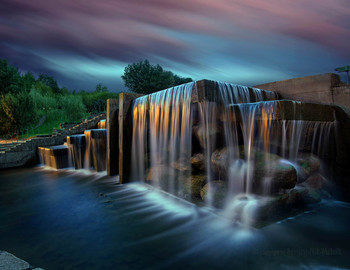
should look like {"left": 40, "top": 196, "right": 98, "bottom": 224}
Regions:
{"left": 0, "top": 167, "right": 349, "bottom": 270}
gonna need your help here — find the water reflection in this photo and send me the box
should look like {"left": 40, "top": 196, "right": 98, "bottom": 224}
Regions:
{"left": 0, "top": 168, "right": 349, "bottom": 270}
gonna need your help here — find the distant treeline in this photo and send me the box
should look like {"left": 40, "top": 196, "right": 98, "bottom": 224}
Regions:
{"left": 0, "top": 58, "right": 118, "bottom": 136}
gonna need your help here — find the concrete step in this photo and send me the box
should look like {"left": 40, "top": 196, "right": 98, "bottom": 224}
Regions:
{"left": 228, "top": 100, "right": 336, "bottom": 122}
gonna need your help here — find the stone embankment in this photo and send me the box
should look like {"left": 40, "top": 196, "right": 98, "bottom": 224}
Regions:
{"left": 0, "top": 114, "right": 106, "bottom": 169}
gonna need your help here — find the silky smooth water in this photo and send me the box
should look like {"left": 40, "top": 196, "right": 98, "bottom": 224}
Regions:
{"left": 130, "top": 81, "right": 335, "bottom": 227}
{"left": 0, "top": 168, "right": 349, "bottom": 270}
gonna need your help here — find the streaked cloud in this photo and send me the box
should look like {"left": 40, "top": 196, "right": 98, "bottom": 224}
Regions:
{"left": 0, "top": 0, "right": 349, "bottom": 90}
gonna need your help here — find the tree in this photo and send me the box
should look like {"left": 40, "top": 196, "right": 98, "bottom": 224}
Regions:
{"left": 0, "top": 59, "right": 21, "bottom": 95}
{"left": 38, "top": 74, "right": 60, "bottom": 94}
{"left": 121, "top": 60, "right": 193, "bottom": 94}
{"left": 0, "top": 91, "right": 38, "bottom": 135}
{"left": 19, "top": 72, "right": 36, "bottom": 92}
{"left": 95, "top": 83, "right": 108, "bottom": 92}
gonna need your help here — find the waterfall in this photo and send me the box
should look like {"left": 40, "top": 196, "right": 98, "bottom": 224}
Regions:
{"left": 67, "top": 134, "right": 86, "bottom": 169}
{"left": 130, "top": 80, "right": 335, "bottom": 227}
{"left": 131, "top": 83, "right": 194, "bottom": 195}
{"left": 84, "top": 129, "right": 107, "bottom": 172}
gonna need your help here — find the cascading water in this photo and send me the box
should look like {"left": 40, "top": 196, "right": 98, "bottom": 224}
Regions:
{"left": 131, "top": 83, "right": 194, "bottom": 196}
{"left": 84, "top": 129, "right": 107, "bottom": 172}
{"left": 130, "top": 81, "right": 335, "bottom": 227}
{"left": 67, "top": 134, "right": 86, "bottom": 169}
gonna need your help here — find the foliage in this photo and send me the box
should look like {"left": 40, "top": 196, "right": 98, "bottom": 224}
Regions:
{"left": 80, "top": 87, "right": 118, "bottom": 113}
{"left": 0, "top": 91, "right": 38, "bottom": 135}
{"left": 38, "top": 74, "right": 60, "bottom": 94}
{"left": 121, "top": 59, "right": 193, "bottom": 94}
{"left": 0, "top": 59, "right": 120, "bottom": 137}
{"left": 0, "top": 59, "right": 22, "bottom": 95}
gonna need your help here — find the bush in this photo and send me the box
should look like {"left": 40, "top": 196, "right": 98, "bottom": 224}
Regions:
{"left": 80, "top": 91, "right": 119, "bottom": 113}
{"left": 0, "top": 91, "right": 38, "bottom": 135}
{"left": 58, "top": 95, "right": 86, "bottom": 122}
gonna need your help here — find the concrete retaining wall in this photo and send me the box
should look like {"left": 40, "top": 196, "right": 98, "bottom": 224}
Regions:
{"left": 0, "top": 114, "right": 106, "bottom": 170}
{"left": 255, "top": 73, "right": 350, "bottom": 109}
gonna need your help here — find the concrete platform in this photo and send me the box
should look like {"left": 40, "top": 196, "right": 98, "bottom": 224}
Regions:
{"left": 38, "top": 145, "right": 69, "bottom": 169}
{"left": 0, "top": 250, "right": 44, "bottom": 270}
{"left": 228, "top": 100, "right": 336, "bottom": 122}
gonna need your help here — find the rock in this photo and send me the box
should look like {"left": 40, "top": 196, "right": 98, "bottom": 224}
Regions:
{"left": 211, "top": 148, "right": 229, "bottom": 178}
{"left": 254, "top": 194, "right": 289, "bottom": 221}
{"left": 171, "top": 157, "right": 191, "bottom": 172}
{"left": 191, "top": 153, "right": 206, "bottom": 172}
{"left": 286, "top": 185, "right": 309, "bottom": 206}
{"left": 211, "top": 147, "right": 297, "bottom": 193}
{"left": 146, "top": 165, "right": 178, "bottom": 182}
{"left": 254, "top": 159, "right": 297, "bottom": 192}
{"left": 304, "top": 187, "right": 322, "bottom": 203}
{"left": 296, "top": 154, "right": 321, "bottom": 181}
{"left": 200, "top": 180, "right": 228, "bottom": 208}
{"left": 146, "top": 164, "right": 189, "bottom": 193}
{"left": 304, "top": 173, "right": 325, "bottom": 189}
{"left": 193, "top": 124, "right": 222, "bottom": 149}
{"left": 183, "top": 175, "right": 207, "bottom": 198}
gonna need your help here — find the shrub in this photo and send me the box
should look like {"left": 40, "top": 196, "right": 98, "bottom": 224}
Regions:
{"left": 0, "top": 91, "right": 38, "bottom": 135}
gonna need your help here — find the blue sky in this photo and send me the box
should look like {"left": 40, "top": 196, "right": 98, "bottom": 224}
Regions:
{"left": 1, "top": 0, "right": 349, "bottom": 92}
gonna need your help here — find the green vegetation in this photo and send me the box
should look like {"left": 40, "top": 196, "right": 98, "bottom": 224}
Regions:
{"left": 122, "top": 59, "right": 192, "bottom": 94}
{"left": 0, "top": 58, "right": 118, "bottom": 138}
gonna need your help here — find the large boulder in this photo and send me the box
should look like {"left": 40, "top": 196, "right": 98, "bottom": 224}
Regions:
{"left": 200, "top": 180, "right": 228, "bottom": 208}
{"left": 183, "top": 175, "right": 207, "bottom": 198}
{"left": 296, "top": 154, "right": 321, "bottom": 181}
{"left": 211, "top": 148, "right": 230, "bottom": 179}
{"left": 211, "top": 148, "right": 298, "bottom": 193}
{"left": 254, "top": 159, "right": 298, "bottom": 193}
{"left": 304, "top": 173, "right": 325, "bottom": 190}
{"left": 193, "top": 124, "right": 222, "bottom": 149}
{"left": 191, "top": 153, "right": 206, "bottom": 172}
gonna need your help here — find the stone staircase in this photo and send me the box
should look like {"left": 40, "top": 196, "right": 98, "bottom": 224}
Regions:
{"left": 0, "top": 114, "right": 106, "bottom": 169}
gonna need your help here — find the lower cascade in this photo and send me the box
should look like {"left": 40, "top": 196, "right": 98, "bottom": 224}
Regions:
{"left": 38, "top": 120, "right": 107, "bottom": 172}
{"left": 130, "top": 81, "right": 336, "bottom": 227}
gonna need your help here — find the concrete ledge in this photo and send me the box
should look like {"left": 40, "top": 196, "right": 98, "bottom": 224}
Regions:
{"left": 0, "top": 250, "right": 44, "bottom": 270}
{"left": 194, "top": 80, "right": 278, "bottom": 103}
{"left": 0, "top": 151, "right": 36, "bottom": 169}
{"left": 229, "top": 100, "right": 336, "bottom": 122}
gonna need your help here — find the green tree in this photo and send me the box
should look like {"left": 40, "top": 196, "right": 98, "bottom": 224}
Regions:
{"left": 95, "top": 83, "right": 108, "bottom": 92}
{"left": 0, "top": 91, "right": 38, "bottom": 135}
{"left": 121, "top": 59, "right": 193, "bottom": 94}
{"left": 0, "top": 59, "right": 21, "bottom": 95}
{"left": 19, "top": 72, "right": 36, "bottom": 92}
{"left": 38, "top": 74, "right": 60, "bottom": 94}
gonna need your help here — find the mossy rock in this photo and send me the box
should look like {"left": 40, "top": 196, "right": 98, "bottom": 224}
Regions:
{"left": 200, "top": 180, "right": 228, "bottom": 208}
{"left": 296, "top": 154, "right": 321, "bottom": 181}
{"left": 191, "top": 153, "right": 206, "bottom": 172}
{"left": 183, "top": 175, "right": 207, "bottom": 198}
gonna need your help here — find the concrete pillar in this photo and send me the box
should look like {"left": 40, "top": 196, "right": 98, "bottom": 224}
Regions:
{"left": 107, "top": 99, "right": 119, "bottom": 176}
{"left": 119, "top": 93, "right": 143, "bottom": 184}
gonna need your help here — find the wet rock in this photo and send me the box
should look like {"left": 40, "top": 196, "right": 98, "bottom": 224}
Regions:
{"left": 183, "top": 175, "right": 207, "bottom": 198}
{"left": 171, "top": 157, "right": 191, "bottom": 172}
{"left": 296, "top": 154, "right": 321, "bottom": 181}
{"left": 191, "top": 153, "right": 206, "bottom": 172}
{"left": 254, "top": 159, "right": 297, "bottom": 192}
{"left": 303, "top": 187, "right": 322, "bottom": 203}
{"left": 200, "top": 180, "right": 228, "bottom": 208}
{"left": 286, "top": 185, "right": 309, "bottom": 206}
{"left": 193, "top": 124, "right": 222, "bottom": 149}
{"left": 254, "top": 194, "right": 289, "bottom": 221}
{"left": 147, "top": 165, "right": 178, "bottom": 181}
{"left": 304, "top": 173, "right": 325, "bottom": 190}
{"left": 147, "top": 165, "right": 188, "bottom": 193}
{"left": 211, "top": 148, "right": 229, "bottom": 179}
{"left": 211, "top": 147, "right": 297, "bottom": 193}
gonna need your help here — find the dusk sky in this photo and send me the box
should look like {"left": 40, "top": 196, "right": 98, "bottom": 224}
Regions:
{"left": 1, "top": 0, "right": 349, "bottom": 92}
